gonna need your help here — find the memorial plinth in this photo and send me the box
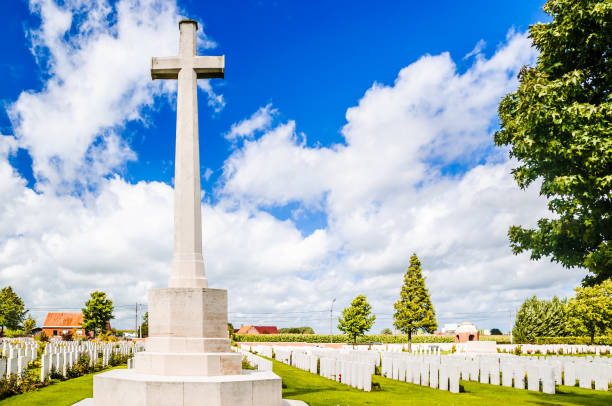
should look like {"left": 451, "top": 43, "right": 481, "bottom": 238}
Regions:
{"left": 91, "top": 19, "right": 282, "bottom": 406}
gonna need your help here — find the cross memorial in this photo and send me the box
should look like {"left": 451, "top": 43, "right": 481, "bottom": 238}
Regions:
{"left": 151, "top": 19, "right": 224, "bottom": 288}
{"left": 91, "top": 19, "right": 282, "bottom": 406}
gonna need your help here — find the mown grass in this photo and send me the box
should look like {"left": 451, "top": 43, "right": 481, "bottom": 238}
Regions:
{"left": 0, "top": 366, "right": 125, "bottom": 406}
{"left": 273, "top": 359, "right": 612, "bottom": 406}
{"left": 3, "top": 360, "right": 610, "bottom": 406}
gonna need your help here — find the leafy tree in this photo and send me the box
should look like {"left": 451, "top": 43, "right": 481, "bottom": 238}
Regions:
{"left": 23, "top": 316, "right": 36, "bottom": 335}
{"left": 140, "top": 312, "right": 149, "bottom": 337}
{"left": 490, "top": 328, "right": 503, "bottom": 335}
{"left": 380, "top": 328, "right": 393, "bottom": 335}
{"left": 337, "top": 295, "right": 376, "bottom": 343}
{"left": 494, "top": 0, "right": 612, "bottom": 286}
{"left": 567, "top": 279, "right": 612, "bottom": 344}
{"left": 0, "top": 286, "right": 28, "bottom": 336}
{"left": 513, "top": 296, "right": 570, "bottom": 342}
{"left": 227, "top": 322, "right": 236, "bottom": 341}
{"left": 278, "top": 327, "right": 315, "bottom": 334}
{"left": 393, "top": 254, "right": 437, "bottom": 352}
{"left": 81, "top": 291, "right": 114, "bottom": 337}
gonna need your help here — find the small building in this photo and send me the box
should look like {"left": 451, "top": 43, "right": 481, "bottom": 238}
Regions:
{"left": 42, "top": 313, "right": 88, "bottom": 337}
{"left": 455, "top": 321, "right": 479, "bottom": 343}
{"left": 235, "top": 325, "right": 279, "bottom": 335}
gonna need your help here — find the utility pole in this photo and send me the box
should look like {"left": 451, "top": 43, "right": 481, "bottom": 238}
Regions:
{"left": 330, "top": 298, "right": 336, "bottom": 345}
{"left": 138, "top": 303, "right": 143, "bottom": 338}
{"left": 135, "top": 302, "right": 138, "bottom": 336}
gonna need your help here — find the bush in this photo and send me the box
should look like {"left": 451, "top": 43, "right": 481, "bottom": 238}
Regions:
{"left": 278, "top": 327, "right": 315, "bottom": 334}
{"left": 480, "top": 335, "right": 511, "bottom": 344}
{"left": 513, "top": 296, "right": 570, "bottom": 342}
{"left": 234, "top": 334, "right": 454, "bottom": 344}
{"left": 34, "top": 331, "right": 49, "bottom": 342}
{"left": 532, "top": 336, "right": 612, "bottom": 345}
{"left": 61, "top": 331, "right": 74, "bottom": 341}
{"left": 5, "top": 329, "right": 25, "bottom": 338}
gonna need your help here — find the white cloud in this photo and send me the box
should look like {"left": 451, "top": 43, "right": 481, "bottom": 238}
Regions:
{"left": 225, "top": 103, "right": 277, "bottom": 141}
{"left": 0, "top": 21, "right": 588, "bottom": 334}
{"left": 8, "top": 0, "right": 224, "bottom": 191}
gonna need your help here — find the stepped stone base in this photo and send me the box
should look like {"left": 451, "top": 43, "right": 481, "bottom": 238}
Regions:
{"left": 134, "top": 351, "right": 242, "bottom": 376}
{"left": 93, "top": 368, "right": 282, "bottom": 406}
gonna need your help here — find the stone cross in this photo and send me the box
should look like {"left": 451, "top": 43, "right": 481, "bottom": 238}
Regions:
{"left": 151, "top": 19, "right": 224, "bottom": 288}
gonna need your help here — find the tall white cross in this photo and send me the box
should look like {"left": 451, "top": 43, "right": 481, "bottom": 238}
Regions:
{"left": 151, "top": 19, "right": 224, "bottom": 288}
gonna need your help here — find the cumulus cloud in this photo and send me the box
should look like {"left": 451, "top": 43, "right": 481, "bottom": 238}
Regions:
{"left": 224, "top": 104, "right": 277, "bottom": 141}
{"left": 8, "top": 0, "right": 224, "bottom": 191}
{"left": 217, "top": 31, "right": 587, "bottom": 331}
{"left": 0, "top": 13, "right": 588, "bottom": 334}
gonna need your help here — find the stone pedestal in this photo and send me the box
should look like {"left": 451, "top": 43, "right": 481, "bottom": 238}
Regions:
{"left": 134, "top": 288, "right": 242, "bottom": 376}
{"left": 94, "top": 369, "right": 282, "bottom": 406}
{"left": 92, "top": 287, "right": 282, "bottom": 405}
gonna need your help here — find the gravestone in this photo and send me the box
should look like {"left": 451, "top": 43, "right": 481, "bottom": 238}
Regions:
{"left": 527, "top": 364, "right": 539, "bottom": 391}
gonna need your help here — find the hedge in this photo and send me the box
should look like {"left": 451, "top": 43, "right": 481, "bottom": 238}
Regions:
{"left": 480, "top": 335, "right": 511, "bottom": 344}
{"left": 234, "top": 334, "right": 454, "bottom": 344}
{"left": 531, "top": 336, "right": 612, "bottom": 345}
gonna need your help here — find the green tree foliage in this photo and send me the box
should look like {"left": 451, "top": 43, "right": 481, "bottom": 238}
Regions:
{"left": 23, "top": 316, "right": 36, "bottom": 335}
{"left": 393, "top": 254, "right": 437, "bottom": 352}
{"left": 81, "top": 291, "right": 114, "bottom": 337}
{"left": 380, "top": 328, "right": 393, "bottom": 335}
{"left": 0, "top": 287, "right": 28, "bottom": 336}
{"left": 140, "top": 312, "right": 148, "bottom": 337}
{"left": 513, "top": 296, "right": 570, "bottom": 342}
{"left": 567, "top": 279, "right": 612, "bottom": 344}
{"left": 278, "top": 327, "right": 315, "bottom": 334}
{"left": 494, "top": 0, "right": 612, "bottom": 285}
{"left": 337, "top": 295, "right": 376, "bottom": 343}
{"left": 490, "top": 328, "right": 503, "bottom": 335}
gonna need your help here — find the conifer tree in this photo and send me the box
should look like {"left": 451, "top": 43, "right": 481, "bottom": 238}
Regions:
{"left": 393, "top": 254, "right": 437, "bottom": 352}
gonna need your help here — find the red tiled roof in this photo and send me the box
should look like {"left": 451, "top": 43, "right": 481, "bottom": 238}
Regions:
{"left": 43, "top": 313, "right": 83, "bottom": 328}
{"left": 254, "top": 326, "right": 279, "bottom": 334}
{"left": 236, "top": 325, "right": 279, "bottom": 335}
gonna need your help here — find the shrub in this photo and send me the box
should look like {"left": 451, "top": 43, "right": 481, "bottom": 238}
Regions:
{"left": 233, "top": 334, "right": 454, "bottom": 344}
{"left": 34, "top": 331, "right": 49, "bottom": 342}
{"left": 242, "top": 357, "right": 257, "bottom": 370}
{"left": 61, "top": 331, "right": 74, "bottom": 341}
{"left": 533, "top": 336, "right": 612, "bottom": 345}
{"left": 513, "top": 296, "right": 569, "bottom": 342}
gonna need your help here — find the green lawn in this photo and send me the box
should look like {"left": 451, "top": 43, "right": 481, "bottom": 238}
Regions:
{"left": 3, "top": 361, "right": 610, "bottom": 406}
{"left": 274, "top": 359, "right": 612, "bottom": 406}
{"left": 0, "top": 366, "right": 125, "bottom": 406}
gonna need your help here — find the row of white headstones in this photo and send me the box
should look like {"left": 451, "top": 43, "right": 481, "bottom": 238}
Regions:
{"left": 39, "top": 340, "right": 142, "bottom": 382}
{"left": 244, "top": 344, "right": 612, "bottom": 394}
{"left": 0, "top": 339, "right": 39, "bottom": 377}
{"left": 0, "top": 338, "right": 143, "bottom": 382}
{"left": 381, "top": 352, "right": 612, "bottom": 393}
{"left": 246, "top": 346, "right": 378, "bottom": 392}
{"left": 236, "top": 348, "right": 273, "bottom": 371}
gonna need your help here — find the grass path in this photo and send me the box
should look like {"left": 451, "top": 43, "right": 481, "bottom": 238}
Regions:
{"left": 273, "top": 359, "right": 612, "bottom": 406}
{"left": 0, "top": 366, "right": 125, "bottom": 406}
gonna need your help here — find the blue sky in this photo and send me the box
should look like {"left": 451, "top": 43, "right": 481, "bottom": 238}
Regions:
{"left": 2, "top": 0, "right": 545, "bottom": 189}
{"left": 0, "top": 0, "right": 585, "bottom": 332}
